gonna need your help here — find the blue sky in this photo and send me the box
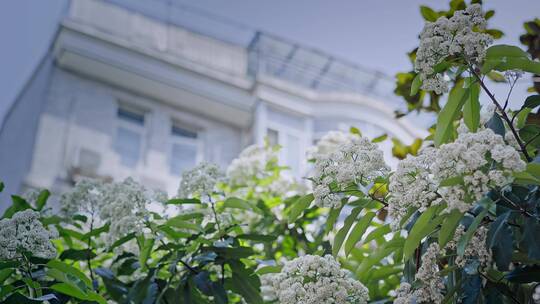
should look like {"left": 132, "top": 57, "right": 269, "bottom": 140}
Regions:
{"left": 1, "top": 0, "right": 539, "bottom": 126}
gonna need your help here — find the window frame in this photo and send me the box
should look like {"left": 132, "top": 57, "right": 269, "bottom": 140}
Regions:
{"left": 113, "top": 103, "right": 148, "bottom": 169}
{"left": 168, "top": 121, "right": 204, "bottom": 176}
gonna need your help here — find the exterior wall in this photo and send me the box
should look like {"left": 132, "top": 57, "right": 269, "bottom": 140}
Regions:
{"left": 0, "top": 54, "right": 54, "bottom": 207}
{"left": 25, "top": 68, "right": 243, "bottom": 196}
{"left": 1, "top": 0, "right": 428, "bottom": 210}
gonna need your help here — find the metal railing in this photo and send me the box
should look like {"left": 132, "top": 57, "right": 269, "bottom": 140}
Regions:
{"left": 101, "top": 0, "right": 404, "bottom": 109}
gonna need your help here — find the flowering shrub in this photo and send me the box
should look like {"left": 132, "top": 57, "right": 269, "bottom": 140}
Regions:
{"left": 1, "top": 1, "right": 540, "bottom": 304}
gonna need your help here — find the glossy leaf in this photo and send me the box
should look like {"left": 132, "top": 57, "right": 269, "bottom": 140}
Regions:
{"left": 403, "top": 204, "right": 444, "bottom": 260}
{"left": 344, "top": 212, "right": 376, "bottom": 257}
{"left": 223, "top": 197, "right": 263, "bottom": 215}
{"left": 332, "top": 206, "right": 362, "bottom": 256}
{"left": 287, "top": 193, "right": 314, "bottom": 223}
{"left": 439, "top": 209, "right": 464, "bottom": 248}
{"left": 457, "top": 208, "right": 488, "bottom": 256}
{"left": 487, "top": 212, "right": 513, "bottom": 271}
{"left": 434, "top": 80, "right": 469, "bottom": 146}
{"left": 420, "top": 6, "right": 438, "bottom": 22}
{"left": 523, "top": 95, "right": 540, "bottom": 109}
{"left": 463, "top": 77, "right": 480, "bottom": 132}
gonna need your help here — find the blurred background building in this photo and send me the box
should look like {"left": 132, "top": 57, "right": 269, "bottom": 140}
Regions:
{"left": 0, "top": 0, "right": 427, "bottom": 202}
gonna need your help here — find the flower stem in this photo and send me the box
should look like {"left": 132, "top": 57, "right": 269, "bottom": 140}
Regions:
{"left": 468, "top": 65, "right": 532, "bottom": 162}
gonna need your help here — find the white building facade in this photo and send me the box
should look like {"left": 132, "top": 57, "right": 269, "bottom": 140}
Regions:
{"left": 0, "top": 0, "right": 426, "bottom": 202}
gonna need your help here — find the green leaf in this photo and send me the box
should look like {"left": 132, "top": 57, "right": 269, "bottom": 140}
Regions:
{"left": 255, "top": 265, "right": 282, "bottom": 275}
{"left": 457, "top": 208, "right": 489, "bottom": 256}
{"left": 403, "top": 204, "right": 444, "bottom": 260}
{"left": 223, "top": 197, "right": 263, "bottom": 215}
{"left": 166, "top": 198, "right": 201, "bottom": 205}
{"left": 463, "top": 77, "right": 480, "bottom": 132}
{"left": 82, "top": 223, "right": 110, "bottom": 240}
{"left": 332, "top": 206, "right": 363, "bottom": 257}
{"left": 127, "top": 268, "right": 158, "bottom": 304}
{"left": 170, "top": 212, "right": 205, "bottom": 221}
{"left": 0, "top": 182, "right": 4, "bottom": 192}
{"left": 227, "top": 261, "right": 263, "bottom": 304}
{"left": 487, "top": 212, "right": 513, "bottom": 270}
{"left": 521, "top": 217, "right": 540, "bottom": 260}
{"left": 237, "top": 234, "right": 277, "bottom": 242}
{"left": 50, "top": 282, "right": 89, "bottom": 300}
{"left": 439, "top": 176, "right": 463, "bottom": 187}
{"left": 410, "top": 74, "right": 422, "bottom": 96}
{"left": 95, "top": 268, "right": 128, "bottom": 301}
{"left": 203, "top": 246, "right": 255, "bottom": 259}
{"left": 164, "top": 217, "right": 203, "bottom": 232}
{"left": 434, "top": 81, "right": 469, "bottom": 146}
{"left": 523, "top": 95, "right": 540, "bottom": 109}
{"left": 486, "top": 113, "right": 505, "bottom": 136}
{"left": 363, "top": 224, "right": 391, "bottom": 244}
{"left": 325, "top": 206, "right": 342, "bottom": 236}
{"left": 47, "top": 260, "right": 92, "bottom": 288}
{"left": 513, "top": 171, "right": 540, "bottom": 185}
{"left": 372, "top": 134, "right": 388, "bottom": 143}
{"left": 527, "top": 163, "right": 540, "bottom": 179}
{"left": 505, "top": 265, "right": 540, "bottom": 283}
{"left": 486, "top": 45, "right": 529, "bottom": 59}
{"left": 420, "top": 5, "right": 438, "bottom": 22}
{"left": 0, "top": 268, "right": 13, "bottom": 285}
{"left": 108, "top": 232, "right": 136, "bottom": 252}
{"left": 520, "top": 125, "right": 540, "bottom": 148}
{"left": 59, "top": 249, "right": 97, "bottom": 261}
{"left": 344, "top": 212, "right": 376, "bottom": 257}
{"left": 485, "top": 29, "right": 504, "bottom": 39}
{"left": 137, "top": 235, "right": 155, "bottom": 270}
{"left": 194, "top": 272, "right": 227, "bottom": 304}
{"left": 350, "top": 126, "right": 362, "bottom": 136}
{"left": 2, "top": 195, "right": 33, "bottom": 219}
{"left": 486, "top": 71, "right": 506, "bottom": 82}
{"left": 34, "top": 190, "right": 50, "bottom": 211}
{"left": 287, "top": 193, "right": 314, "bottom": 223}
{"left": 438, "top": 209, "right": 463, "bottom": 248}
{"left": 2, "top": 293, "right": 58, "bottom": 304}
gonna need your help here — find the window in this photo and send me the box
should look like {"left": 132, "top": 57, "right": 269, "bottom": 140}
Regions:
{"left": 266, "top": 128, "right": 279, "bottom": 146}
{"left": 114, "top": 106, "right": 145, "bottom": 168}
{"left": 170, "top": 124, "right": 200, "bottom": 175}
{"left": 265, "top": 107, "right": 307, "bottom": 177}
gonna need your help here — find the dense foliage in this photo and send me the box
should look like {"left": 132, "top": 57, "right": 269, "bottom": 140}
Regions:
{"left": 1, "top": 1, "right": 540, "bottom": 303}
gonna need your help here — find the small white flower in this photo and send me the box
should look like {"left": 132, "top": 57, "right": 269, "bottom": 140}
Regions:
{"left": 271, "top": 255, "right": 369, "bottom": 304}
{"left": 312, "top": 136, "right": 389, "bottom": 208}
{"left": 177, "top": 162, "right": 224, "bottom": 199}
{"left": 0, "top": 210, "right": 57, "bottom": 260}
{"left": 415, "top": 4, "right": 493, "bottom": 93}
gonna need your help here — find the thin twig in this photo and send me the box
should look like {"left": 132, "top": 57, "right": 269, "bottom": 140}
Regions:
{"left": 468, "top": 65, "right": 532, "bottom": 162}
{"left": 87, "top": 217, "right": 97, "bottom": 290}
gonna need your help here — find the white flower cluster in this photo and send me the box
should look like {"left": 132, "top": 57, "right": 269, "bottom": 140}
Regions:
{"left": 388, "top": 127, "right": 525, "bottom": 225}
{"left": 394, "top": 243, "right": 444, "bottom": 304}
{"left": 307, "top": 131, "right": 360, "bottom": 159}
{"left": 271, "top": 255, "right": 369, "bottom": 304}
{"left": 395, "top": 226, "right": 492, "bottom": 303}
{"left": 61, "top": 178, "right": 163, "bottom": 246}
{"left": 177, "top": 162, "right": 224, "bottom": 200}
{"left": 312, "top": 136, "right": 389, "bottom": 208}
{"left": 0, "top": 210, "right": 57, "bottom": 260}
{"left": 434, "top": 127, "right": 526, "bottom": 212}
{"left": 100, "top": 178, "right": 156, "bottom": 246}
{"left": 415, "top": 4, "right": 493, "bottom": 94}
{"left": 227, "top": 145, "right": 278, "bottom": 187}
{"left": 260, "top": 273, "right": 279, "bottom": 302}
{"left": 445, "top": 225, "right": 492, "bottom": 269}
{"left": 60, "top": 178, "right": 104, "bottom": 219}
{"left": 388, "top": 147, "right": 440, "bottom": 230}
